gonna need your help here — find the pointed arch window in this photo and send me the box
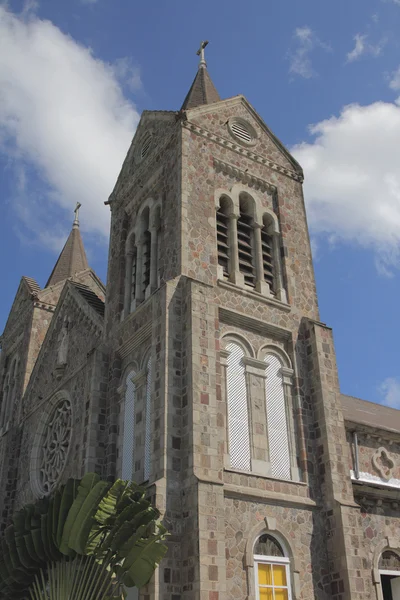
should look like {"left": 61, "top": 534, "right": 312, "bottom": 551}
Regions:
{"left": 121, "top": 369, "right": 137, "bottom": 481}
{"left": 254, "top": 534, "right": 292, "bottom": 600}
{"left": 144, "top": 356, "right": 152, "bottom": 481}
{"left": 225, "top": 341, "right": 251, "bottom": 472}
{"left": 264, "top": 354, "right": 291, "bottom": 480}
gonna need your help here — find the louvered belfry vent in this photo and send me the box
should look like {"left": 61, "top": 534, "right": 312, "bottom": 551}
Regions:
{"left": 216, "top": 207, "right": 230, "bottom": 276}
{"left": 231, "top": 121, "right": 253, "bottom": 143}
{"left": 237, "top": 212, "right": 255, "bottom": 287}
{"left": 141, "top": 134, "right": 152, "bottom": 160}
{"left": 142, "top": 230, "right": 151, "bottom": 294}
{"left": 131, "top": 250, "right": 137, "bottom": 302}
{"left": 261, "top": 227, "right": 275, "bottom": 292}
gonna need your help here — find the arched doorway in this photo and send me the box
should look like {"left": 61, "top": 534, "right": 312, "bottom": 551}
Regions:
{"left": 379, "top": 551, "right": 400, "bottom": 599}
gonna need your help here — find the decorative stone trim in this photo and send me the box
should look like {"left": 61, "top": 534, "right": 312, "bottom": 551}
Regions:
{"left": 33, "top": 301, "right": 56, "bottom": 313}
{"left": 184, "top": 121, "right": 303, "bottom": 183}
{"left": 117, "top": 321, "right": 152, "bottom": 359}
{"left": 242, "top": 356, "right": 268, "bottom": 377}
{"left": 213, "top": 158, "right": 277, "bottom": 193}
{"left": 219, "top": 348, "right": 230, "bottom": 368}
{"left": 219, "top": 306, "right": 292, "bottom": 340}
{"left": 280, "top": 367, "right": 294, "bottom": 386}
{"left": 372, "top": 447, "right": 395, "bottom": 480}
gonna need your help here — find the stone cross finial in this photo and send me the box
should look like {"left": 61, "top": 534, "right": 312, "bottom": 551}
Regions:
{"left": 196, "top": 40, "right": 209, "bottom": 68}
{"left": 73, "top": 202, "right": 81, "bottom": 228}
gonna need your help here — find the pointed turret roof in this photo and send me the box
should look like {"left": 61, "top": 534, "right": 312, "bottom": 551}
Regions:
{"left": 181, "top": 41, "right": 221, "bottom": 110}
{"left": 45, "top": 203, "right": 89, "bottom": 288}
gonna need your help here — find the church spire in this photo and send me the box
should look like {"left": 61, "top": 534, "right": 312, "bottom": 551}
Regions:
{"left": 45, "top": 203, "right": 89, "bottom": 288}
{"left": 180, "top": 41, "right": 221, "bottom": 110}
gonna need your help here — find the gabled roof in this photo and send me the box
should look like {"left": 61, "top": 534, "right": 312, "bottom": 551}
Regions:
{"left": 341, "top": 394, "right": 400, "bottom": 434}
{"left": 181, "top": 64, "right": 221, "bottom": 110}
{"left": 45, "top": 211, "right": 89, "bottom": 288}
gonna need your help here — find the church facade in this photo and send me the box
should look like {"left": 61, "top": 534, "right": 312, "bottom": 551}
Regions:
{"left": 1, "top": 49, "right": 400, "bottom": 600}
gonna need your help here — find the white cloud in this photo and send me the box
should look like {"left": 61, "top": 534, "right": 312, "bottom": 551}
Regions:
{"left": 380, "top": 378, "right": 400, "bottom": 408}
{"left": 0, "top": 6, "right": 139, "bottom": 244}
{"left": 390, "top": 66, "right": 400, "bottom": 91}
{"left": 291, "top": 100, "right": 400, "bottom": 273}
{"left": 288, "top": 26, "right": 331, "bottom": 79}
{"left": 346, "top": 33, "right": 385, "bottom": 62}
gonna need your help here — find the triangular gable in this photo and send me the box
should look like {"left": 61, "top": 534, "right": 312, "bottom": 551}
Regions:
{"left": 1, "top": 277, "right": 37, "bottom": 339}
{"left": 109, "top": 110, "right": 177, "bottom": 201}
{"left": 23, "top": 280, "right": 104, "bottom": 404}
{"left": 184, "top": 95, "right": 303, "bottom": 177}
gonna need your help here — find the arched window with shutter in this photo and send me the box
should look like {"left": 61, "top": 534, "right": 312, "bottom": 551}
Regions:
{"left": 121, "top": 369, "right": 136, "bottom": 481}
{"left": 144, "top": 355, "right": 152, "bottom": 481}
{"left": 264, "top": 353, "right": 291, "bottom": 480}
{"left": 225, "top": 341, "right": 251, "bottom": 472}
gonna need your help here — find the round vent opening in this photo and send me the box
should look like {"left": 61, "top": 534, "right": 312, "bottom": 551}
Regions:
{"left": 227, "top": 118, "right": 257, "bottom": 146}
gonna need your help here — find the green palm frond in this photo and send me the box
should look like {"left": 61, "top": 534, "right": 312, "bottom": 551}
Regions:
{"left": 0, "top": 475, "right": 168, "bottom": 600}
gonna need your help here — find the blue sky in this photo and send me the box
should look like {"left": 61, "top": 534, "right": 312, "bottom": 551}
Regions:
{"left": 1, "top": 0, "right": 400, "bottom": 407}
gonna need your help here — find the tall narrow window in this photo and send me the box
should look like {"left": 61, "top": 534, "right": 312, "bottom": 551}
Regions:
{"left": 237, "top": 203, "right": 255, "bottom": 287}
{"left": 121, "top": 370, "right": 136, "bottom": 481}
{"left": 130, "top": 248, "right": 137, "bottom": 308}
{"left": 226, "top": 342, "right": 251, "bottom": 471}
{"left": 254, "top": 534, "right": 292, "bottom": 600}
{"left": 264, "top": 354, "right": 291, "bottom": 480}
{"left": 144, "top": 356, "right": 152, "bottom": 481}
{"left": 261, "top": 221, "right": 275, "bottom": 293}
{"left": 216, "top": 198, "right": 230, "bottom": 277}
{"left": 142, "top": 230, "right": 151, "bottom": 296}
{"left": 0, "top": 373, "right": 10, "bottom": 429}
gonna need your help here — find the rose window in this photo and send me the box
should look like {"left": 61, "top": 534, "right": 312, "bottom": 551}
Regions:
{"left": 38, "top": 397, "right": 72, "bottom": 494}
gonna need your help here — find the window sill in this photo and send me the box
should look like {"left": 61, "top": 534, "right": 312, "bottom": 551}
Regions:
{"left": 217, "top": 279, "right": 291, "bottom": 312}
{"left": 223, "top": 467, "right": 306, "bottom": 486}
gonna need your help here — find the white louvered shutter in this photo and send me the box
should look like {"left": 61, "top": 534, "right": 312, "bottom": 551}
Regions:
{"left": 144, "top": 356, "right": 152, "bottom": 481}
{"left": 226, "top": 342, "right": 251, "bottom": 471}
{"left": 265, "top": 354, "right": 291, "bottom": 480}
{"left": 121, "top": 370, "right": 136, "bottom": 480}
{"left": 231, "top": 121, "right": 253, "bottom": 143}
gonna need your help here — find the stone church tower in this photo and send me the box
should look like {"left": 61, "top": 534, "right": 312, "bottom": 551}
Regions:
{"left": 2, "top": 45, "right": 400, "bottom": 600}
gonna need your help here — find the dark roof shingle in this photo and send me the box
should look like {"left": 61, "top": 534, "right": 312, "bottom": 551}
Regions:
{"left": 71, "top": 282, "right": 105, "bottom": 317}
{"left": 181, "top": 66, "right": 220, "bottom": 110}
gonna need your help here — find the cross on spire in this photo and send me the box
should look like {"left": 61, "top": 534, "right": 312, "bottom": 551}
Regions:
{"left": 73, "top": 202, "right": 81, "bottom": 229}
{"left": 196, "top": 40, "right": 209, "bottom": 68}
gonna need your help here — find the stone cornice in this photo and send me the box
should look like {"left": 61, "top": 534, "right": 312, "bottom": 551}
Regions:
{"left": 33, "top": 301, "right": 56, "bottom": 313}
{"left": 213, "top": 158, "right": 276, "bottom": 193}
{"left": 184, "top": 121, "right": 303, "bottom": 183}
{"left": 219, "top": 306, "right": 292, "bottom": 341}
